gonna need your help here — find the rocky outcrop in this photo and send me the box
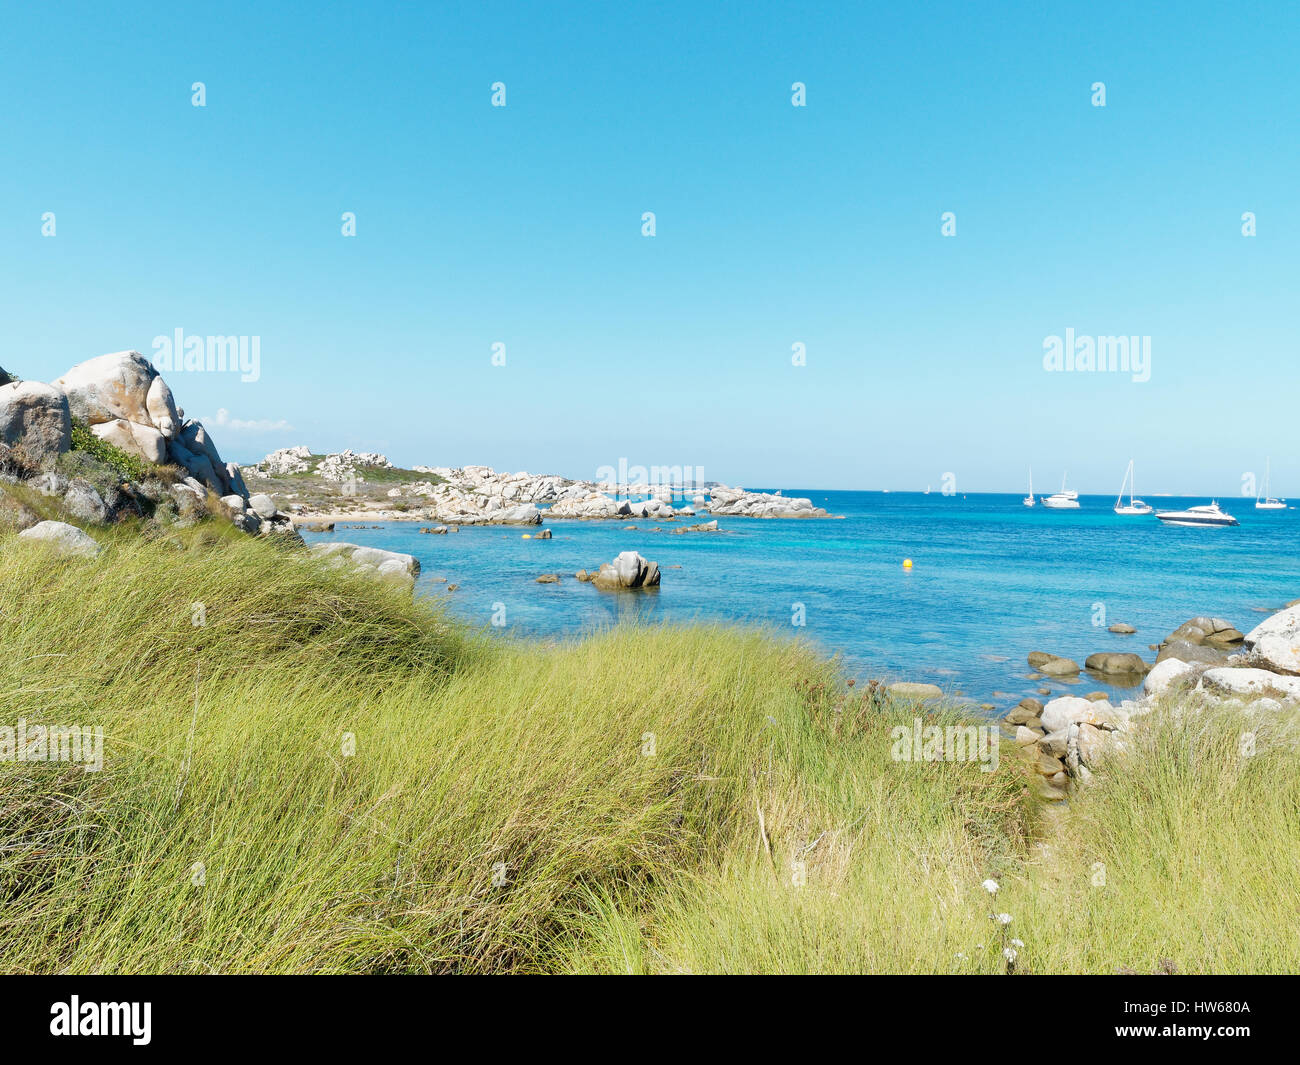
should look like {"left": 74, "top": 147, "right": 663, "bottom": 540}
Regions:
{"left": 706, "top": 486, "right": 828, "bottom": 518}
{"left": 18, "top": 519, "right": 103, "bottom": 558}
{"left": 0, "top": 381, "right": 72, "bottom": 469}
{"left": 547, "top": 492, "right": 622, "bottom": 519}
{"left": 1015, "top": 602, "right": 1300, "bottom": 802}
{"left": 55, "top": 351, "right": 181, "bottom": 440}
{"left": 417, "top": 483, "right": 544, "bottom": 525}
{"left": 591, "top": 551, "right": 660, "bottom": 590}
{"left": 251, "top": 445, "right": 314, "bottom": 476}
{"left": 50, "top": 351, "right": 245, "bottom": 501}
{"left": 308, "top": 542, "right": 420, "bottom": 590}
{"left": 1242, "top": 605, "right": 1300, "bottom": 676}
{"left": 1154, "top": 616, "right": 1244, "bottom": 665}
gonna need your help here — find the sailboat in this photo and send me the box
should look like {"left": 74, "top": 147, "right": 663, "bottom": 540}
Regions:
{"left": 1113, "top": 459, "right": 1154, "bottom": 515}
{"left": 1023, "top": 468, "right": 1035, "bottom": 507}
{"left": 1042, "top": 472, "right": 1079, "bottom": 509}
{"left": 1256, "top": 458, "right": 1286, "bottom": 510}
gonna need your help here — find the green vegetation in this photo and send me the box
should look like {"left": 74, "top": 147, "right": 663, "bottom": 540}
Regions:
{"left": 0, "top": 525, "right": 1295, "bottom": 973}
{"left": 68, "top": 417, "right": 151, "bottom": 483}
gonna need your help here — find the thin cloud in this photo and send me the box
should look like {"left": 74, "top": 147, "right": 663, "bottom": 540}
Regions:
{"left": 203, "top": 408, "right": 293, "bottom": 433}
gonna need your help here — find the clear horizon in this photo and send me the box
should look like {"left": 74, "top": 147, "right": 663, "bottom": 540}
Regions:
{"left": 2, "top": 1, "right": 1296, "bottom": 495}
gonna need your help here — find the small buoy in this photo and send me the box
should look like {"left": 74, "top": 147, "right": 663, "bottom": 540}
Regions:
{"left": 903, "top": 558, "right": 913, "bottom": 569}
{"left": 522, "top": 533, "right": 531, "bottom": 539}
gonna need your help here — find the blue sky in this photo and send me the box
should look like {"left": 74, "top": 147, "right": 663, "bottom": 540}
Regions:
{"left": 1, "top": 1, "right": 1296, "bottom": 493}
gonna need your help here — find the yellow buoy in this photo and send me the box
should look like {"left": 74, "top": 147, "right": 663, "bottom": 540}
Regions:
{"left": 903, "top": 558, "right": 913, "bottom": 569}
{"left": 522, "top": 533, "right": 531, "bottom": 539}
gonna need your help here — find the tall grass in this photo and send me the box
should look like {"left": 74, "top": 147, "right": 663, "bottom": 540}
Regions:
{"left": 1, "top": 525, "right": 1296, "bottom": 973}
{"left": 999, "top": 698, "right": 1300, "bottom": 974}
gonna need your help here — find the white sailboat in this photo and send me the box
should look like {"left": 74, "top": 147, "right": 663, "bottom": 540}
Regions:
{"left": 1256, "top": 458, "right": 1286, "bottom": 510}
{"left": 1042, "top": 472, "right": 1079, "bottom": 509}
{"left": 1113, "top": 459, "right": 1154, "bottom": 515}
{"left": 1023, "top": 467, "right": 1035, "bottom": 507}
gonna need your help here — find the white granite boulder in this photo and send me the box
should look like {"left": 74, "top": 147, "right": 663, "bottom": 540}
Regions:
{"left": 1243, "top": 605, "right": 1300, "bottom": 677}
{"left": 17, "top": 520, "right": 103, "bottom": 558}
{"left": 0, "top": 381, "right": 72, "bottom": 468}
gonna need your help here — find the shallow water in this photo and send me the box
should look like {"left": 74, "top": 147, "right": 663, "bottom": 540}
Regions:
{"left": 302, "top": 491, "right": 1300, "bottom": 716}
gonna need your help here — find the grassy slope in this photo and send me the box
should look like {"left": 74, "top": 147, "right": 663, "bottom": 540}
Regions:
{"left": 0, "top": 526, "right": 1296, "bottom": 973}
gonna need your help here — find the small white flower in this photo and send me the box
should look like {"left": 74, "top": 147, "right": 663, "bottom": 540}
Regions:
{"left": 955, "top": 952, "right": 967, "bottom": 961}
{"left": 1011, "top": 938, "right": 1024, "bottom": 949}
{"left": 996, "top": 913, "right": 1012, "bottom": 925}
{"left": 1003, "top": 947, "right": 1018, "bottom": 963}
{"left": 982, "top": 879, "right": 999, "bottom": 895}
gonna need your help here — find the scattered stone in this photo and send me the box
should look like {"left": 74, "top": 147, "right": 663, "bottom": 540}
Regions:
{"left": 1108, "top": 622, "right": 1137, "bottom": 634}
{"left": 1040, "top": 696, "right": 1096, "bottom": 733}
{"left": 17, "top": 519, "right": 103, "bottom": 558}
{"left": 1143, "top": 658, "right": 1196, "bottom": 696}
{"left": 535, "top": 528, "right": 552, "bottom": 539}
{"left": 535, "top": 573, "right": 561, "bottom": 583}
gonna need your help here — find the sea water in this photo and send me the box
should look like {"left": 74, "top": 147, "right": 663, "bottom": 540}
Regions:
{"left": 302, "top": 492, "right": 1300, "bottom": 714}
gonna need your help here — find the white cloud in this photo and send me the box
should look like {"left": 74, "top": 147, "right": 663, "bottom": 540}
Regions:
{"left": 203, "top": 408, "right": 293, "bottom": 433}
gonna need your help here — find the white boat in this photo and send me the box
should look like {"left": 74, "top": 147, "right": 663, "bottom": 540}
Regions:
{"left": 1256, "top": 458, "right": 1286, "bottom": 510}
{"left": 1156, "top": 501, "right": 1239, "bottom": 527}
{"left": 1113, "top": 459, "right": 1154, "bottom": 515}
{"left": 1042, "top": 473, "right": 1079, "bottom": 509}
{"left": 1023, "top": 467, "right": 1035, "bottom": 507}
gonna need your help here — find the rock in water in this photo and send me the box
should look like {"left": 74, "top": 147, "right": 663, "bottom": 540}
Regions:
{"left": 592, "top": 550, "right": 661, "bottom": 590}
{"left": 18, "top": 520, "right": 103, "bottom": 558}
{"left": 1084, "top": 652, "right": 1150, "bottom": 676}
{"left": 1038, "top": 656, "right": 1081, "bottom": 677}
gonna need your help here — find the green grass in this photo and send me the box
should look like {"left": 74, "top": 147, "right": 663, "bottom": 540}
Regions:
{"left": 68, "top": 417, "right": 152, "bottom": 483}
{"left": 0, "top": 523, "right": 1295, "bottom": 973}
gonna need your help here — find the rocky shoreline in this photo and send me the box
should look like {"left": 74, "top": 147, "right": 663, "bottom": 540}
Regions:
{"left": 1006, "top": 607, "right": 1298, "bottom": 800}
{"left": 244, "top": 448, "right": 835, "bottom": 525}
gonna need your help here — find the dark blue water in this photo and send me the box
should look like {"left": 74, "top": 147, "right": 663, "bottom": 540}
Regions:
{"left": 302, "top": 492, "right": 1300, "bottom": 714}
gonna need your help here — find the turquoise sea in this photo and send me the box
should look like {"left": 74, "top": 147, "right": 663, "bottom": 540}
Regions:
{"left": 302, "top": 492, "right": 1300, "bottom": 714}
